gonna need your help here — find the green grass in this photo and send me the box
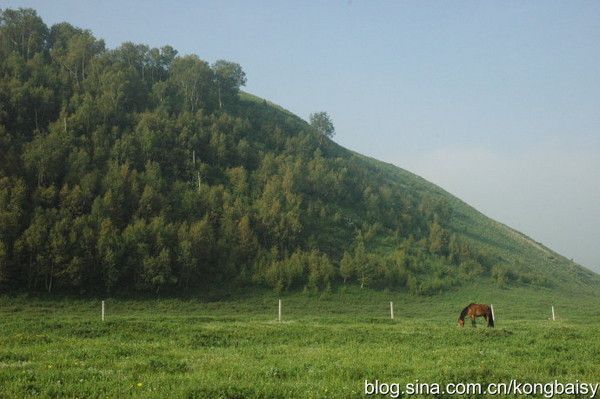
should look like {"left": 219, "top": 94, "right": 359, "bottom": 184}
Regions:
{"left": 2, "top": 285, "right": 600, "bottom": 398}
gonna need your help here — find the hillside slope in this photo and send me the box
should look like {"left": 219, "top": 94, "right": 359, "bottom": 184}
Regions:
{"left": 356, "top": 154, "right": 598, "bottom": 290}
{"left": 243, "top": 90, "right": 598, "bottom": 291}
{"left": 0, "top": 8, "right": 597, "bottom": 295}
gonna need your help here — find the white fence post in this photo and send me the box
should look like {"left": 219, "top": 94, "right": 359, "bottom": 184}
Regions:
{"left": 390, "top": 301, "right": 394, "bottom": 320}
{"left": 552, "top": 306, "right": 555, "bottom": 321}
{"left": 490, "top": 304, "right": 495, "bottom": 324}
{"left": 101, "top": 300, "right": 105, "bottom": 321}
{"left": 278, "top": 299, "right": 282, "bottom": 322}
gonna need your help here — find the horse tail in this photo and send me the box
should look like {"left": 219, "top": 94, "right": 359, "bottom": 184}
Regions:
{"left": 487, "top": 306, "right": 495, "bottom": 327}
{"left": 459, "top": 303, "right": 473, "bottom": 321}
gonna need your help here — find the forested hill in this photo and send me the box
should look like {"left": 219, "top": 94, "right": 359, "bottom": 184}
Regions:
{"left": 0, "top": 9, "right": 597, "bottom": 295}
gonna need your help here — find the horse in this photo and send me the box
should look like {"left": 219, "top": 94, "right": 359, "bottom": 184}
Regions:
{"left": 457, "top": 303, "right": 494, "bottom": 327}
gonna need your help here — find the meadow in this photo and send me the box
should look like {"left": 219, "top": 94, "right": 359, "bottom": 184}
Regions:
{"left": 1, "top": 283, "right": 600, "bottom": 398}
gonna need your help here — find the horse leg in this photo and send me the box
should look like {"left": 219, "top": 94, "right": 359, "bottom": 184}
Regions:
{"left": 471, "top": 315, "right": 476, "bottom": 327}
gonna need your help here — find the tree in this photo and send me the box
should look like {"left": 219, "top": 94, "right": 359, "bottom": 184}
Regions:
{"left": 0, "top": 177, "right": 26, "bottom": 244}
{"left": 458, "top": 260, "right": 484, "bottom": 279}
{"left": 147, "top": 45, "right": 177, "bottom": 83}
{"left": 212, "top": 60, "right": 246, "bottom": 109}
{"left": 49, "top": 22, "right": 105, "bottom": 87}
{"left": 237, "top": 215, "right": 257, "bottom": 262}
{"left": 0, "top": 240, "right": 7, "bottom": 282}
{"left": 339, "top": 251, "right": 355, "bottom": 284}
{"left": 97, "top": 218, "right": 122, "bottom": 292}
{"left": 353, "top": 239, "right": 369, "bottom": 288}
{"left": 309, "top": 111, "right": 335, "bottom": 144}
{"left": 48, "top": 216, "right": 71, "bottom": 293}
{"left": 0, "top": 8, "right": 48, "bottom": 60}
{"left": 177, "top": 217, "right": 214, "bottom": 290}
{"left": 142, "top": 248, "right": 175, "bottom": 292}
{"left": 492, "top": 264, "right": 513, "bottom": 288}
{"left": 15, "top": 209, "right": 52, "bottom": 290}
{"left": 169, "top": 55, "right": 213, "bottom": 112}
{"left": 307, "top": 250, "right": 333, "bottom": 291}
{"left": 428, "top": 221, "right": 449, "bottom": 256}
{"left": 0, "top": 126, "right": 15, "bottom": 174}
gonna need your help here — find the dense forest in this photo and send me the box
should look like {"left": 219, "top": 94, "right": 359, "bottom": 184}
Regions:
{"left": 1, "top": 9, "right": 537, "bottom": 295}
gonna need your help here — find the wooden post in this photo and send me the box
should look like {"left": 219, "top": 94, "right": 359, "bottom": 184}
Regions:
{"left": 192, "top": 150, "right": 196, "bottom": 165}
{"left": 197, "top": 172, "right": 201, "bottom": 190}
{"left": 490, "top": 304, "right": 495, "bottom": 324}
{"left": 101, "top": 300, "right": 105, "bottom": 321}
{"left": 278, "top": 299, "right": 282, "bottom": 322}
{"left": 552, "top": 306, "right": 555, "bottom": 321}
{"left": 390, "top": 301, "right": 394, "bottom": 320}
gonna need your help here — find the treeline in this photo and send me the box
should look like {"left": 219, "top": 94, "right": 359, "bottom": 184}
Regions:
{"left": 1, "top": 9, "right": 507, "bottom": 295}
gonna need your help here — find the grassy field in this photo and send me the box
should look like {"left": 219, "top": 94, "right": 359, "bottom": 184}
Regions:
{"left": 1, "top": 284, "right": 600, "bottom": 398}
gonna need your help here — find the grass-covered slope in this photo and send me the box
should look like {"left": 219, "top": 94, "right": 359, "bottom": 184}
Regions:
{"left": 357, "top": 155, "right": 598, "bottom": 291}
{"left": 242, "top": 89, "right": 598, "bottom": 293}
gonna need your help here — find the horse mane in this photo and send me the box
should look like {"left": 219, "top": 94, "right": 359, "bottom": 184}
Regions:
{"left": 458, "top": 303, "right": 474, "bottom": 320}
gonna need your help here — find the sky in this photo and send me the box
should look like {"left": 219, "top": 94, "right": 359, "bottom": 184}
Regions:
{"left": 3, "top": 1, "right": 600, "bottom": 272}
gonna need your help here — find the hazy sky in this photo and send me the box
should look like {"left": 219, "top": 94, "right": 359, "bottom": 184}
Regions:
{"left": 4, "top": 1, "right": 600, "bottom": 271}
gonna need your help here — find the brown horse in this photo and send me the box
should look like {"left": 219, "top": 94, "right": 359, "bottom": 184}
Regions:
{"left": 458, "top": 303, "right": 494, "bottom": 327}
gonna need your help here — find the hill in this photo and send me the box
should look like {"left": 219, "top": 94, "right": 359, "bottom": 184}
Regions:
{"left": 0, "top": 8, "right": 597, "bottom": 296}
